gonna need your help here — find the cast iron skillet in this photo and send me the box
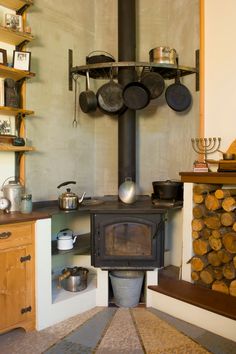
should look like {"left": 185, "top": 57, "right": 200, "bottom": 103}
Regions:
{"left": 122, "top": 77, "right": 151, "bottom": 110}
{"left": 140, "top": 71, "right": 165, "bottom": 100}
{"left": 97, "top": 68, "right": 126, "bottom": 115}
{"left": 165, "top": 69, "right": 192, "bottom": 112}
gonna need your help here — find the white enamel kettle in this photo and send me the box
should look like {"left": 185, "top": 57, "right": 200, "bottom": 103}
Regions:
{"left": 57, "top": 228, "right": 78, "bottom": 250}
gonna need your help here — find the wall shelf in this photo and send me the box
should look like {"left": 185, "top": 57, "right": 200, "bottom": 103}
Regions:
{"left": 0, "top": 25, "right": 34, "bottom": 46}
{"left": 0, "top": 106, "right": 34, "bottom": 116}
{"left": 0, "top": 64, "right": 35, "bottom": 81}
{"left": 0, "top": 0, "right": 33, "bottom": 11}
{"left": 0, "top": 143, "right": 35, "bottom": 151}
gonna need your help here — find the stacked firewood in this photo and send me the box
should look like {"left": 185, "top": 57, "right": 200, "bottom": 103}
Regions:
{"left": 190, "top": 184, "right": 236, "bottom": 296}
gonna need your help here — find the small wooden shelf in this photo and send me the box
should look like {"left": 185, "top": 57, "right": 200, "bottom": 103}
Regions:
{"left": 180, "top": 171, "right": 236, "bottom": 184}
{"left": 0, "top": 0, "right": 33, "bottom": 11}
{"left": 0, "top": 143, "right": 35, "bottom": 151}
{"left": 0, "top": 25, "right": 34, "bottom": 46}
{"left": 0, "top": 106, "right": 34, "bottom": 116}
{"left": 0, "top": 64, "right": 35, "bottom": 81}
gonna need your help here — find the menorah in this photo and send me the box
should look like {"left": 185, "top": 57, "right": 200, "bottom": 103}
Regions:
{"left": 191, "top": 137, "right": 221, "bottom": 161}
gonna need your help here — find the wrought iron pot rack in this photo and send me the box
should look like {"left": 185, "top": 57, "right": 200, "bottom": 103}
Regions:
{"left": 68, "top": 49, "right": 199, "bottom": 91}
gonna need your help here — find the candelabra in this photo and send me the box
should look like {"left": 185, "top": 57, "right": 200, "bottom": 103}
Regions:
{"left": 191, "top": 137, "right": 221, "bottom": 161}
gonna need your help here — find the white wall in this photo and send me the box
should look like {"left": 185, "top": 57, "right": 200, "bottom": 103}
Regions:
{"left": 204, "top": 0, "right": 236, "bottom": 154}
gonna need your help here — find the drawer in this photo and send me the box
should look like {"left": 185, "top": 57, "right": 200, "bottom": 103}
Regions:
{"left": 0, "top": 222, "right": 34, "bottom": 250}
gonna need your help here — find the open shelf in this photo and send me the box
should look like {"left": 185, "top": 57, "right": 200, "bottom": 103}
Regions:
{"left": 0, "top": 143, "right": 35, "bottom": 151}
{"left": 0, "top": 25, "right": 34, "bottom": 46}
{"left": 51, "top": 233, "right": 90, "bottom": 256}
{"left": 71, "top": 61, "right": 197, "bottom": 80}
{"left": 0, "top": 0, "right": 33, "bottom": 11}
{"left": 52, "top": 273, "right": 96, "bottom": 304}
{"left": 0, "top": 106, "right": 34, "bottom": 116}
{"left": 0, "top": 63, "right": 35, "bottom": 81}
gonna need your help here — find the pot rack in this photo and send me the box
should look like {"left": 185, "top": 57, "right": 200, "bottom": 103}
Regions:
{"left": 68, "top": 49, "right": 199, "bottom": 91}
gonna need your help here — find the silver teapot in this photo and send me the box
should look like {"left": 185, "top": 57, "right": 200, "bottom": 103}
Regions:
{"left": 57, "top": 181, "right": 85, "bottom": 210}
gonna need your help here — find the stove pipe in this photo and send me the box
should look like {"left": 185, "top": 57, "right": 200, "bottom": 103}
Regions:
{"left": 118, "top": 0, "right": 136, "bottom": 186}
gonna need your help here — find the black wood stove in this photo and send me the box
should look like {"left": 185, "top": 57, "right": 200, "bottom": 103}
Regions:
{"left": 90, "top": 197, "right": 182, "bottom": 269}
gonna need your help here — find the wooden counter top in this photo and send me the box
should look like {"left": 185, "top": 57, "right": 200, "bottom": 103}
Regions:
{"left": 180, "top": 172, "right": 236, "bottom": 184}
{"left": 0, "top": 211, "right": 51, "bottom": 225}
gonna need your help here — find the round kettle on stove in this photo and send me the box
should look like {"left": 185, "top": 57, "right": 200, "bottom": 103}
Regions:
{"left": 57, "top": 181, "right": 86, "bottom": 210}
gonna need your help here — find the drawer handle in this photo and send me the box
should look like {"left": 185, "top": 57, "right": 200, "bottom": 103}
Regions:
{"left": 0, "top": 232, "right": 12, "bottom": 239}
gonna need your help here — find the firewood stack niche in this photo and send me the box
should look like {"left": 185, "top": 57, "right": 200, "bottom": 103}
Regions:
{"left": 190, "top": 183, "right": 236, "bottom": 297}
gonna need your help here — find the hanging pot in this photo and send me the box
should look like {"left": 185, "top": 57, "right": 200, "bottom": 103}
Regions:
{"left": 122, "top": 69, "right": 151, "bottom": 111}
{"left": 97, "top": 68, "right": 126, "bottom": 115}
{"left": 165, "top": 69, "right": 192, "bottom": 112}
{"left": 140, "top": 71, "right": 165, "bottom": 100}
{"left": 79, "top": 71, "right": 97, "bottom": 113}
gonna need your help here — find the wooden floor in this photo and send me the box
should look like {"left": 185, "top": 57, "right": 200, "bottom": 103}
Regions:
{"left": 148, "top": 266, "right": 236, "bottom": 321}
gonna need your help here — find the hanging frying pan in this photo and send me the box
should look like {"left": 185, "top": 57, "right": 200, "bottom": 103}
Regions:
{"left": 96, "top": 68, "right": 125, "bottom": 115}
{"left": 140, "top": 71, "right": 165, "bottom": 100}
{"left": 165, "top": 69, "right": 192, "bottom": 112}
{"left": 79, "top": 71, "right": 97, "bottom": 113}
{"left": 122, "top": 69, "right": 151, "bottom": 110}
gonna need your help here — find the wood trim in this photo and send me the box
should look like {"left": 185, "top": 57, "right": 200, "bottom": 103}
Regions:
{"left": 180, "top": 172, "right": 236, "bottom": 184}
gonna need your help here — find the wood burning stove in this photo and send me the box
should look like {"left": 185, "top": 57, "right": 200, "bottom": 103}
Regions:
{"left": 90, "top": 199, "right": 166, "bottom": 269}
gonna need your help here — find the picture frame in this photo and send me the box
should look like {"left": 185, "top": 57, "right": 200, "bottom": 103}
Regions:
{"left": 0, "top": 117, "right": 15, "bottom": 136}
{"left": 0, "top": 49, "right": 7, "bottom": 66}
{"left": 13, "top": 50, "right": 31, "bottom": 71}
{"left": 4, "top": 13, "right": 23, "bottom": 31}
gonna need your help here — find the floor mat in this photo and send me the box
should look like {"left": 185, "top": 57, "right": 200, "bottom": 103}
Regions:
{"left": 131, "top": 308, "right": 210, "bottom": 354}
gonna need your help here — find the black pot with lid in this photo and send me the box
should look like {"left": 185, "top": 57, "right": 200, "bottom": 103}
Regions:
{"left": 152, "top": 180, "right": 183, "bottom": 200}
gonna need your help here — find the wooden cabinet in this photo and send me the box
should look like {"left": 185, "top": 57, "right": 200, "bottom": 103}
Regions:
{"left": 0, "top": 221, "right": 35, "bottom": 333}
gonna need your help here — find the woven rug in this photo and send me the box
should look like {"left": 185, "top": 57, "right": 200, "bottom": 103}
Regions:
{"left": 44, "top": 308, "right": 210, "bottom": 354}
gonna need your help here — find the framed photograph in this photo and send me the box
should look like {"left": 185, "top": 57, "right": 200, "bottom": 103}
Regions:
{"left": 13, "top": 50, "right": 31, "bottom": 71}
{"left": 4, "top": 13, "right": 23, "bottom": 31}
{"left": 0, "top": 117, "right": 15, "bottom": 136}
{"left": 0, "top": 49, "right": 7, "bottom": 65}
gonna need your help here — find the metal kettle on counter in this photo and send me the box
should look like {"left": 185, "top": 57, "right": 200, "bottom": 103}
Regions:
{"left": 1, "top": 176, "right": 24, "bottom": 212}
{"left": 57, "top": 181, "right": 86, "bottom": 210}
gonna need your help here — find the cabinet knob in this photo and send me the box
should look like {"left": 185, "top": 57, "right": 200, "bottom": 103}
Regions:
{"left": 0, "top": 231, "right": 11, "bottom": 239}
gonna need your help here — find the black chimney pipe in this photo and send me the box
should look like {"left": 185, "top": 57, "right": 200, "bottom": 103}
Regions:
{"left": 118, "top": 0, "right": 136, "bottom": 186}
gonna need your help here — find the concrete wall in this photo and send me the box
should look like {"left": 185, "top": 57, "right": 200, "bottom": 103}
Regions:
{"left": 0, "top": 0, "right": 199, "bottom": 202}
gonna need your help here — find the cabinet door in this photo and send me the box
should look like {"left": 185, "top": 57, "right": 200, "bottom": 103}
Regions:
{"left": 0, "top": 244, "right": 34, "bottom": 330}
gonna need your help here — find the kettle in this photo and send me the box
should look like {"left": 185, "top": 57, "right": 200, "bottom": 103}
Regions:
{"left": 118, "top": 177, "right": 136, "bottom": 204}
{"left": 1, "top": 176, "right": 24, "bottom": 212}
{"left": 57, "top": 228, "right": 78, "bottom": 250}
{"left": 57, "top": 181, "right": 86, "bottom": 210}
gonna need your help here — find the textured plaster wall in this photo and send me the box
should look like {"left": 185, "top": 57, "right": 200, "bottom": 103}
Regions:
{"left": 0, "top": 0, "right": 199, "bottom": 202}
{"left": 25, "top": 0, "right": 96, "bottom": 200}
